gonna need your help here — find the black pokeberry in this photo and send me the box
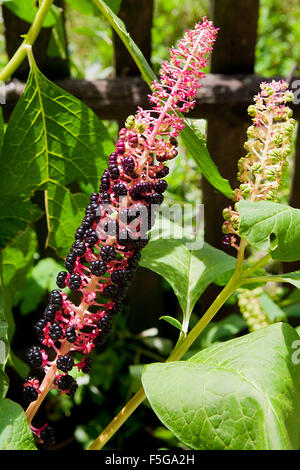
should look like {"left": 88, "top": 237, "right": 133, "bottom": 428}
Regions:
{"left": 56, "top": 355, "right": 74, "bottom": 373}
{"left": 81, "top": 357, "right": 93, "bottom": 373}
{"left": 90, "top": 260, "right": 107, "bottom": 277}
{"left": 56, "top": 374, "right": 74, "bottom": 391}
{"left": 56, "top": 271, "right": 68, "bottom": 289}
{"left": 27, "top": 346, "right": 43, "bottom": 368}
{"left": 68, "top": 273, "right": 81, "bottom": 291}
{"left": 48, "top": 322, "right": 63, "bottom": 341}
{"left": 65, "top": 326, "right": 77, "bottom": 343}
{"left": 100, "top": 245, "right": 116, "bottom": 262}
{"left": 23, "top": 386, "right": 38, "bottom": 403}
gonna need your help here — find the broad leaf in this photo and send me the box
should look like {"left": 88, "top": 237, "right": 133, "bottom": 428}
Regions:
{"left": 140, "top": 237, "right": 236, "bottom": 325}
{"left": 238, "top": 200, "right": 300, "bottom": 261}
{"left": 0, "top": 61, "right": 113, "bottom": 251}
{"left": 0, "top": 200, "right": 42, "bottom": 252}
{"left": 93, "top": 0, "right": 232, "bottom": 197}
{"left": 143, "top": 323, "right": 300, "bottom": 450}
{"left": 0, "top": 399, "right": 37, "bottom": 450}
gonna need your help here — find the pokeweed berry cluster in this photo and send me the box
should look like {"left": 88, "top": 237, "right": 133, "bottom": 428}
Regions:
{"left": 24, "top": 17, "right": 218, "bottom": 446}
{"left": 222, "top": 80, "right": 295, "bottom": 248}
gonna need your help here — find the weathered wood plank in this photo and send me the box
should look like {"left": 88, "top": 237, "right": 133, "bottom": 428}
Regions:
{"left": 2, "top": 74, "right": 299, "bottom": 121}
{"left": 112, "top": 0, "right": 154, "bottom": 77}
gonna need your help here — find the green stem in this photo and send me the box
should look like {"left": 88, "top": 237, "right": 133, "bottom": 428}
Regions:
{"left": 0, "top": 0, "right": 54, "bottom": 82}
{"left": 240, "top": 275, "right": 288, "bottom": 286}
{"left": 88, "top": 243, "right": 246, "bottom": 450}
{"left": 242, "top": 253, "right": 271, "bottom": 278}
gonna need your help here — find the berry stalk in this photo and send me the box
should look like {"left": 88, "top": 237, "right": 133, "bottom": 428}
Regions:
{"left": 24, "top": 18, "right": 217, "bottom": 445}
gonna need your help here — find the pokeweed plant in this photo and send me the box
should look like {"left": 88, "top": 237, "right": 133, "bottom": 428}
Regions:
{"left": 0, "top": 0, "right": 300, "bottom": 452}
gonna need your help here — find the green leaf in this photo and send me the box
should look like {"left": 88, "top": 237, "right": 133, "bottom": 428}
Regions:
{"left": 181, "top": 122, "right": 232, "bottom": 198}
{"left": 93, "top": 0, "right": 232, "bottom": 197}
{"left": 65, "top": 0, "right": 99, "bottom": 15}
{"left": 0, "top": 61, "right": 114, "bottom": 251}
{"left": 0, "top": 398, "right": 37, "bottom": 450}
{"left": 159, "top": 316, "right": 182, "bottom": 332}
{"left": 197, "top": 314, "right": 247, "bottom": 351}
{"left": 47, "top": 6, "right": 67, "bottom": 59}
{"left": 140, "top": 237, "right": 236, "bottom": 326}
{"left": 238, "top": 200, "right": 300, "bottom": 261}
{"left": 259, "top": 293, "right": 287, "bottom": 323}
{"left": 2, "top": 227, "right": 37, "bottom": 296}
{"left": 19, "top": 257, "right": 66, "bottom": 315}
{"left": 142, "top": 323, "right": 300, "bottom": 450}
{"left": 46, "top": 183, "right": 89, "bottom": 256}
{"left": 3, "top": 0, "right": 58, "bottom": 27}
{"left": 8, "top": 351, "right": 30, "bottom": 378}
{"left": 0, "top": 200, "right": 42, "bottom": 252}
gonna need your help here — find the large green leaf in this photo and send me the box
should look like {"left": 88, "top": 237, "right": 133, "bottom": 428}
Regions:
{"left": 0, "top": 61, "right": 114, "bottom": 251}
{"left": 140, "top": 219, "right": 236, "bottom": 330}
{"left": 93, "top": 0, "right": 232, "bottom": 197}
{"left": 0, "top": 200, "right": 42, "bottom": 252}
{"left": 142, "top": 323, "right": 300, "bottom": 450}
{"left": 0, "top": 398, "right": 37, "bottom": 450}
{"left": 238, "top": 200, "right": 300, "bottom": 261}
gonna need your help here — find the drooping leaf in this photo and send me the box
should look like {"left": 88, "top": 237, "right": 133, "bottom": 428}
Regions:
{"left": 92, "top": 0, "right": 155, "bottom": 85}
{"left": 92, "top": 0, "right": 232, "bottom": 197}
{"left": 181, "top": 122, "right": 232, "bottom": 197}
{"left": 142, "top": 323, "right": 300, "bottom": 450}
{"left": 0, "top": 61, "right": 113, "bottom": 251}
{"left": 141, "top": 237, "right": 236, "bottom": 322}
{"left": 0, "top": 398, "right": 37, "bottom": 450}
{"left": 238, "top": 200, "right": 300, "bottom": 261}
{"left": 159, "top": 316, "right": 183, "bottom": 332}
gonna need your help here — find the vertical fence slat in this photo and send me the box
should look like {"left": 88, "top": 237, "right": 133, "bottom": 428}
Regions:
{"left": 201, "top": 0, "right": 259, "bottom": 314}
{"left": 204, "top": 0, "right": 259, "bottom": 250}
